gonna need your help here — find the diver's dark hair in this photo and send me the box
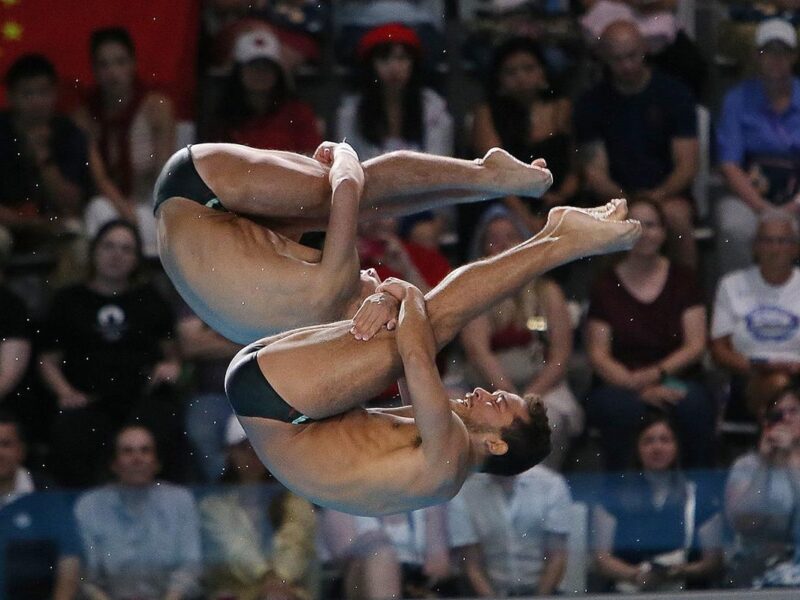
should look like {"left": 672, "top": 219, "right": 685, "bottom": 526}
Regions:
{"left": 480, "top": 395, "right": 551, "bottom": 476}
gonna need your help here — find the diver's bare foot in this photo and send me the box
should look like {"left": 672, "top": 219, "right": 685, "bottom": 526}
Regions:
{"left": 479, "top": 148, "right": 554, "bottom": 198}
{"left": 547, "top": 201, "right": 641, "bottom": 258}
{"left": 535, "top": 199, "right": 628, "bottom": 241}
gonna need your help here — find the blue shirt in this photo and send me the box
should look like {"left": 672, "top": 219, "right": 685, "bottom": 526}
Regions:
{"left": 716, "top": 78, "right": 800, "bottom": 165}
{"left": 75, "top": 482, "right": 201, "bottom": 599}
{"left": 0, "top": 491, "right": 81, "bottom": 600}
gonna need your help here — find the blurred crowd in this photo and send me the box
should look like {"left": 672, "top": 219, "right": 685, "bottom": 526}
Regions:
{"left": 4, "top": 0, "right": 800, "bottom": 598}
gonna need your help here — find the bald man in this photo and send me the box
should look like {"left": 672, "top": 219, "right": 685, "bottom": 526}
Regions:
{"left": 225, "top": 200, "right": 641, "bottom": 516}
{"left": 574, "top": 19, "right": 699, "bottom": 267}
{"left": 155, "top": 142, "right": 553, "bottom": 343}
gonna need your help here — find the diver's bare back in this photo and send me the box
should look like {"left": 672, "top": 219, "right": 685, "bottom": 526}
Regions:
{"left": 239, "top": 408, "right": 470, "bottom": 516}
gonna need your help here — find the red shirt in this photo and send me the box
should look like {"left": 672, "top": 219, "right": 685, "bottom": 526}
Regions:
{"left": 587, "top": 263, "right": 704, "bottom": 371}
{"left": 226, "top": 99, "right": 322, "bottom": 153}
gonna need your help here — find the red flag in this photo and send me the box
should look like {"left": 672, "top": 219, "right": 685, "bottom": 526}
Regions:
{"left": 0, "top": 0, "right": 199, "bottom": 117}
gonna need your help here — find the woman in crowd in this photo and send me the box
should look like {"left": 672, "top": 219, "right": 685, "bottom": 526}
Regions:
{"left": 725, "top": 385, "right": 800, "bottom": 587}
{"left": 470, "top": 37, "right": 579, "bottom": 234}
{"left": 75, "top": 27, "right": 176, "bottom": 258}
{"left": 200, "top": 416, "right": 318, "bottom": 600}
{"left": 586, "top": 199, "right": 713, "bottom": 470}
{"left": 460, "top": 205, "right": 583, "bottom": 470}
{"left": 592, "top": 413, "right": 723, "bottom": 592}
{"left": 711, "top": 209, "right": 800, "bottom": 421}
{"left": 336, "top": 22, "right": 453, "bottom": 161}
{"left": 207, "top": 27, "right": 321, "bottom": 154}
{"left": 38, "top": 220, "right": 180, "bottom": 486}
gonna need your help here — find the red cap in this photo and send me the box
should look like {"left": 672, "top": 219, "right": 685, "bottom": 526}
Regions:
{"left": 356, "top": 23, "right": 422, "bottom": 60}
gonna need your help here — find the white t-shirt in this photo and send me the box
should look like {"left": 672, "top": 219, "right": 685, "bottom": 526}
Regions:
{"left": 446, "top": 466, "right": 572, "bottom": 594}
{"left": 711, "top": 266, "right": 800, "bottom": 361}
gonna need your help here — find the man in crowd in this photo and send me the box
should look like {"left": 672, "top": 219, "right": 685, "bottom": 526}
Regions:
{"left": 447, "top": 465, "right": 571, "bottom": 596}
{"left": 575, "top": 20, "right": 699, "bottom": 267}
{"left": 0, "top": 54, "right": 89, "bottom": 269}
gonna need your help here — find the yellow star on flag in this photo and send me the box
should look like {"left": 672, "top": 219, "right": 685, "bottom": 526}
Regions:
{"left": 2, "top": 20, "right": 21, "bottom": 40}
{"left": 1, "top": 0, "right": 20, "bottom": 8}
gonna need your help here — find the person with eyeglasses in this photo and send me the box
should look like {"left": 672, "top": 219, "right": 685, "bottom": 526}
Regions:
{"left": 724, "top": 384, "right": 800, "bottom": 587}
{"left": 711, "top": 210, "right": 800, "bottom": 420}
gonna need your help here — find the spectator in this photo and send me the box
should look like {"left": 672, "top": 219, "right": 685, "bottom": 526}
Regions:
{"left": 575, "top": 20, "right": 699, "bottom": 267}
{"left": 711, "top": 210, "right": 800, "bottom": 421}
{"left": 585, "top": 199, "right": 713, "bottom": 470}
{"left": 75, "top": 27, "right": 176, "bottom": 259}
{"left": 320, "top": 509, "right": 402, "bottom": 600}
{"left": 177, "top": 304, "right": 241, "bottom": 482}
{"left": 322, "top": 506, "right": 452, "bottom": 599}
{"left": 724, "top": 384, "right": 800, "bottom": 587}
{"left": 592, "top": 413, "right": 723, "bottom": 592}
{"left": 0, "top": 54, "right": 89, "bottom": 276}
{"left": 200, "top": 416, "right": 318, "bottom": 600}
{"left": 75, "top": 425, "right": 201, "bottom": 600}
{"left": 38, "top": 220, "right": 180, "bottom": 487}
{"left": 206, "top": 28, "right": 322, "bottom": 154}
{"left": 0, "top": 412, "right": 80, "bottom": 600}
{"left": 336, "top": 22, "right": 453, "bottom": 161}
{"left": 447, "top": 464, "right": 571, "bottom": 596}
{"left": 460, "top": 205, "right": 583, "bottom": 469}
{"left": 0, "top": 229, "right": 32, "bottom": 430}
{"left": 715, "top": 18, "right": 800, "bottom": 275}
{"left": 470, "top": 37, "right": 579, "bottom": 234}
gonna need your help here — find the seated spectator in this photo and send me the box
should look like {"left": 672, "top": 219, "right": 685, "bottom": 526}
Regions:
{"left": 447, "top": 463, "right": 571, "bottom": 596}
{"left": 716, "top": 18, "right": 800, "bottom": 275}
{"left": 177, "top": 303, "right": 241, "bottom": 482}
{"left": 586, "top": 199, "right": 713, "bottom": 470}
{"left": 336, "top": 23, "right": 453, "bottom": 161}
{"left": 0, "top": 412, "right": 80, "bottom": 600}
{"left": 0, "top": 54, "right": 89, "bottom": 277}
{"left": 711, "top": 210, "right": 800, "bottom": 420}
{"left": 38, "top": 220, "right": 180, "bottom": 487}
{"left": 592, "top": 413, "right": 723, "bottom": 592}
{"left": 460, "top": 206, "right": 583, "bottom": 469}
{"left": 469, "top": 37, "right": 579, "bottom": 235}
{"left": 200, "top": 416, "right": 318, "bottom": 600}
{"left": 75, "top": 425, "right": 201, "bottom": 599}
{"left": 724, "top": 384, "right": 800, "bottom": 587}
{"left": 322, "top": 506, "right": 452, "bottom": 599}
{"left": 74, "top": 27, "right": 176, "bottom": 259}
{"left": 575, "top": 20, "right": 699, "bottom": 267}
{"left": 320, "top": 508, "right": 403, "bottom": 600}
{"left": 580, "top": 0, "right": 707, "bottom": 97}
{"left": 0, "top": 229, "right": 33, "bottom": 431}
{"left": 205, "top": 28, "right": 322, "bottom": 154}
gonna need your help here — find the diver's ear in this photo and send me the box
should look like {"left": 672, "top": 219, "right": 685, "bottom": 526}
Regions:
{"left": 484, "top": 436, "right": 508, "bottom": 457}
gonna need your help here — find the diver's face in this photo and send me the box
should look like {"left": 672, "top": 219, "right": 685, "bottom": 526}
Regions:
{"left": 459, "top": 388, "right": 529, "bottom": 432}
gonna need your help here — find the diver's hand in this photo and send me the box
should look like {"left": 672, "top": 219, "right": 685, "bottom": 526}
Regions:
{"left": 350, "top": 292, "right": 399, "bottom": 341}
